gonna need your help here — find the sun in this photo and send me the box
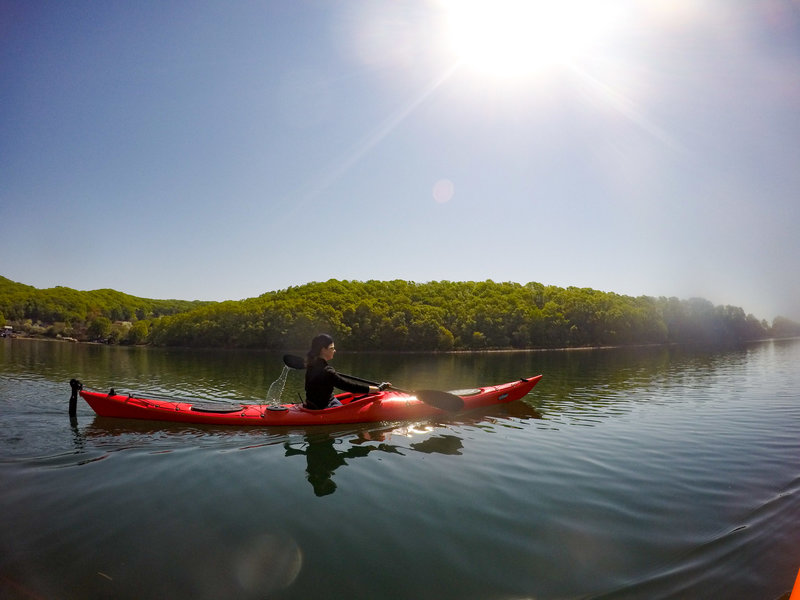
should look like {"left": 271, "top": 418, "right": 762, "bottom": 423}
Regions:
{"left": 442, "top": 0, "right": 625, "bottom": 78}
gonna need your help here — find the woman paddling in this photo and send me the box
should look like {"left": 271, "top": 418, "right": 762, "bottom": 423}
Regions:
{"left": 304, "top": 334, "right": 390, "bottom": 410}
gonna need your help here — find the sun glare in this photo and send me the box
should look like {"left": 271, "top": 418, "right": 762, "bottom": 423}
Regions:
{"left": 443, "top": 0, "right": 625, "bottom": 78}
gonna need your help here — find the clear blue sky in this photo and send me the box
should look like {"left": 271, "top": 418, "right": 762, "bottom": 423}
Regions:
{"left": 2, "top": 0, "right": 798, "bottom": 321}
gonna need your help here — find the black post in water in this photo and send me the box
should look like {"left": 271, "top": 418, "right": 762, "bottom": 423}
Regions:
{"left": 69, "top": 379, "right": 83, "bottom": 417}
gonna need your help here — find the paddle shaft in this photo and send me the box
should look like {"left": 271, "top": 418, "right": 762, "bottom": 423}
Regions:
{"left": 335, "top": 374, "right": 462, "bottom": 411}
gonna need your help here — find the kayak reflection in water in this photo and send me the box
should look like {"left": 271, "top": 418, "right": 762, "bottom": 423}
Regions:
{"left": 285, "top": 437, "right": 376, "bottom": 496}
{"left": 284, "top": 432, "right": 464, "bottom": 496}
{"left": 304, "top": 333, "right": 390, "bottom": 410}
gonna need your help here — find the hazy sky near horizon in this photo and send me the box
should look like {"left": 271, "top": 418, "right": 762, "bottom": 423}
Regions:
{"left": 2, "top": 0, "right": 799, "bottom": 321}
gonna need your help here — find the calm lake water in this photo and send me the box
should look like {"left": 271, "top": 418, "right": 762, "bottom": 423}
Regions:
{"left": 1, "top": 338, "right": 798, "bottom": 599}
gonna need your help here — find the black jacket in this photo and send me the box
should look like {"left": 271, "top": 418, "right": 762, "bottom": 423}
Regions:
{"left": 305, "top": 358, "right": 369, "bottom": 409}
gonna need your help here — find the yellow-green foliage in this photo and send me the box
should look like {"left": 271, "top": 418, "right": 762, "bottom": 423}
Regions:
{"left": 146, "top": 279, "right": 775, "bottom": 350}
{"left": 2, "top": 276, "right": 789, "bottom": 349}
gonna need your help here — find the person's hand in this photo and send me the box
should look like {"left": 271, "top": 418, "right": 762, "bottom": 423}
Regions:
{"left": 378, "top": 382, "right": 392, "bottom": 391}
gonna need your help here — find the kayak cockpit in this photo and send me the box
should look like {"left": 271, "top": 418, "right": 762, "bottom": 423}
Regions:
{"left": 190, "top": 406, "right": 244, "bottom": 414}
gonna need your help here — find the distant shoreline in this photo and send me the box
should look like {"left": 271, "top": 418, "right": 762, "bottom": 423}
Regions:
{"left": 6, "top": 330, "right": 792, "bottom": 354}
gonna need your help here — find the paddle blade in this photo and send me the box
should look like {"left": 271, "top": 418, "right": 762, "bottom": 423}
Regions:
{"left": 283, "top": 354, "right": 306, "bottom": 370}
{"left": 415, "top": 390, "right": 464, "bottom": 412}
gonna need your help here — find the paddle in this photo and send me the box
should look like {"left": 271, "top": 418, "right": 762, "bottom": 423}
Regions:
{"left": 282, "top": 354, "right": 464, "bottom": 412}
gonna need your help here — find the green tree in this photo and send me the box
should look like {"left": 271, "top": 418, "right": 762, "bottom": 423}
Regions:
{"left": 771, "top": 316, "right": 800, "bottom": 338}
{"left": 127, "top": 320, "right": 150, "bottom": 344}
{"left": 87, "top": 316, "right": 112, "bottom": 340}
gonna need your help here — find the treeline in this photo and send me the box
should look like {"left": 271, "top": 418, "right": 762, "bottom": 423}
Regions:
{"left": 2, "top": 276, "right": 798, "bottom": 350}
{"left": 0, "top": 276, "right": 211, "bottom": 343}
{"left": 0, "top": 277, "right": 800, "bottom": 351}
{"left": 147, "top": 280, "right": 790, "bottom": 350}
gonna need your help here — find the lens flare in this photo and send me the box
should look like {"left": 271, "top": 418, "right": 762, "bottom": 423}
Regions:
{"left": 433, "top": 178, "right": 455, "bottom": 203}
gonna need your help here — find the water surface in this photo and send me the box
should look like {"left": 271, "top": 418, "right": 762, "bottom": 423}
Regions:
{"left": 1, "top": 338, "right": 798, "bottom": 599}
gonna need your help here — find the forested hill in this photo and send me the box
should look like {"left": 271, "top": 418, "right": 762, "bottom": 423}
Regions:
{"left": 0, "top": 276, "right": 212, "bottom": 343}
{"left": 2, "top": 276, "right": 798, "bottom": 349}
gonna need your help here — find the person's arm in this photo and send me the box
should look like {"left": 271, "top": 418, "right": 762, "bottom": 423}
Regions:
{"left": 327, "top": 366, "right": 370, "bottom": 394}
{"left": 326, "top": 367, "right": 390, "bottom": 394}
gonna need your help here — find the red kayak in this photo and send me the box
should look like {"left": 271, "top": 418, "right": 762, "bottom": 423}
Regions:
{"left": 76, "top": 375, "right": 543, "bottom": 426}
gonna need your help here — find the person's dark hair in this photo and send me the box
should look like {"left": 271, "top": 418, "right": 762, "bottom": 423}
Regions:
{"left": 307, "top": 333, "right": 334, "bottom": 363}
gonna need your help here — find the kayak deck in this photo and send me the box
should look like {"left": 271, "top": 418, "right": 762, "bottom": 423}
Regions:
{"left": 79, "top": 375, "right": 543, "bottom": 426}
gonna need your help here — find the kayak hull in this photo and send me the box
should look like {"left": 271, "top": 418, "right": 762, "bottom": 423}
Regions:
{"left": 79, "top": 375, "right": 542, "bottom": 427}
